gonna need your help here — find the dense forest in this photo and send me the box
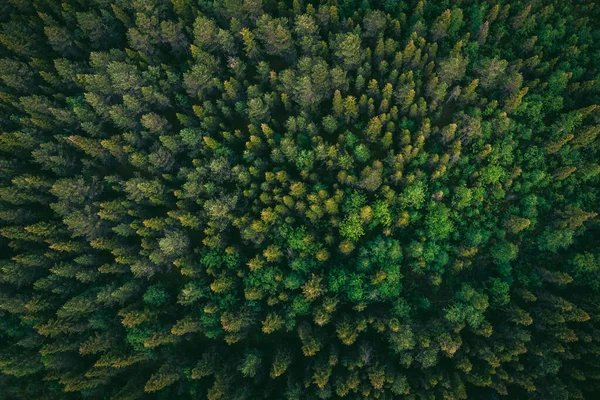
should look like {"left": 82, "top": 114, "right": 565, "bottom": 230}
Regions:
{"left": 1, "top": 0, "right": 599, "bottom": 398}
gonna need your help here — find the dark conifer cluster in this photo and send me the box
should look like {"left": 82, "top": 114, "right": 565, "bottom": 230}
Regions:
{"left": 1, "top": 0, "right": 600, "bottom": 398}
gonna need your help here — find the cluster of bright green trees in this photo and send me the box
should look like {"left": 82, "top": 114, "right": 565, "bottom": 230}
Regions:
{"left": 1, "top": 0, "right": 600, "bottom": 398}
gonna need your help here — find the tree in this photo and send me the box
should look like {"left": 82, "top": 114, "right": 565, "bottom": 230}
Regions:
{"left": 505, "top": 215, "right": 531, "bottom": 233}
{"left": 425, "top": 203, "right": 454, "bottom": 240}
{"left": 144, "top": 364, "right": 182, "bottom": 393}
{"left": 262, "top": 313, "right": 284, "bottom": 334}
{"left": 240, "top": 27, "right": 260, "bottom": 60}
{"left": 239, "top": 351, "right": 262, "bottom": 377}
{"left": 339, "top": 213, "right": 364, "bottom": 242}
{"left": 430, "top": 10, "right": 451, "bottom": 42}
{"left": 343, "top": 95, "right": 358, "bottom": 123}
{"left": 334, "top": 33, "right": 363, "bottom": 70}
{"left": 270, "top": 347, "right": 292, "bottom": 378}
{"left": 438, "top": 41, "right": 467, "bottom": 84}
{"left": 256, "top": 15, "right": 295, "bottom": 60}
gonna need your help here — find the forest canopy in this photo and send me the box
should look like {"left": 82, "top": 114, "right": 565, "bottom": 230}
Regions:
{"left": 1, "top": 0, "right": 600, "bottom": 399}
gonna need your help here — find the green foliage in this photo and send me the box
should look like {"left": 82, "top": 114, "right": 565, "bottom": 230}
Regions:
{"left": 425, "top": 203, "right": 454, "bottom": 241}
{"left": 402, "top": 181, "right": 427, "bottom": 209}
{"left": 339, "top": 213, "right": 365, "bottom": 242}
{"left": 492, "top": 240, "right": 519, "bottom": 265}
{"left": 0, "top": 1, "right": 599, "bottom": 399}
{"left": 239, "top": 351, "right": 262, "bottom": 378}
{"left": 143, "top": 285, "right": 170, "bottom": 306}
